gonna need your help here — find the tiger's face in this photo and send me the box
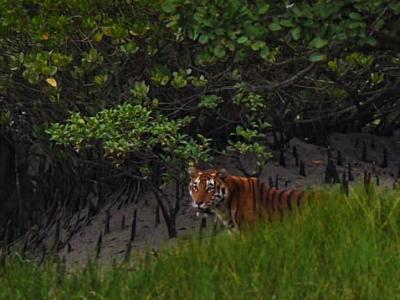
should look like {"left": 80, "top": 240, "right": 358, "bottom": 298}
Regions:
{"left": 188, "top": 167, "right": 230, "bottom": 213}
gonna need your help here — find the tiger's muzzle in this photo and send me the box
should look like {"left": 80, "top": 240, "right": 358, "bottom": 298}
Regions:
{"left": 192, "top": 201, "right": 213, "bottom": 214}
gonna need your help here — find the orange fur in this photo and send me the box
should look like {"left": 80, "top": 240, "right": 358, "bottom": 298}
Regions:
{"left": 188, "top": 167, "right": 309, "bottom": 229}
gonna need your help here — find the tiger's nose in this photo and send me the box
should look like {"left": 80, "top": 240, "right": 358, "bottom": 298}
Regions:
{"left": 197, "top": 200, "right": 204, "bottom": 208}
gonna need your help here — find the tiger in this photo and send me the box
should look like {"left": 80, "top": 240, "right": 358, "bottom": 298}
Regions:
{"left": 188, "top": 166, "right": 309, "bottom": 230}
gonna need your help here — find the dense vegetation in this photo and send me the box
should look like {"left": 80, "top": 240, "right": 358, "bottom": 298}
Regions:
{"left": 1, "top": 1, "right": 400, "bottom": 242}
{"left": 1, "top": 186, "right": 400, "bottom": 299}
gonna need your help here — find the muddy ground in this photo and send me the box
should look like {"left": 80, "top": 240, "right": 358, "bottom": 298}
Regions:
{"left": 13, "top": 132, "right": 400, "bottom": 269}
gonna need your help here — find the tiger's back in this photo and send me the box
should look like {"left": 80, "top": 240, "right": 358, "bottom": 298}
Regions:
{"left": 188, "top": 167, "right": 309, "bottom": 229}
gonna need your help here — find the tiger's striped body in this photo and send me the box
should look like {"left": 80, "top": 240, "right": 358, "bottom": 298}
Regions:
{"left": 188, "top": 167, "right": 309, "bottom": 230}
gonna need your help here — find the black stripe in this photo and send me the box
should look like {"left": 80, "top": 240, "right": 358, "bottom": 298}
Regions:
{"left": 234, "top": 205, "right": 240, "bottom": 227}
{"left": 267, "top": 187, "right": 275, "bottom": 211}
{"left": 286, "top": 190, "right": 294, "bottom": 211}
{"left": 273, "top": 189, "right": 284, "bottom": 211}
{"left": 264, "top": 185, "right": 271, "bottom": 205}
{"left": 227, "top": 187, "right": 232, "bottom": 216}
{"left": 250, "top": 178, "right": 256, "bottom": 215}
{"left": 260, "top": 181, "right": 265, "bottom": 211}
{"left": 297, "top": 191, "right": 305, "bottom": 207}
{"left": 266, "top": 186, "right": 275, "bottom": 222}
{"left": 215, "top": 185, "right": 221, "bottom": 204}
{"left": 234, "top": 178, "right": 243, "bottom": 225}
{"left": 229, "top": 179, "right": 240, "bottom": 224}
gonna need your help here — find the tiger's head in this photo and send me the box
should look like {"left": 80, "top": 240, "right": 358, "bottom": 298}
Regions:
{"left": 188, "top": 167, "right": 230, "bottom": 213}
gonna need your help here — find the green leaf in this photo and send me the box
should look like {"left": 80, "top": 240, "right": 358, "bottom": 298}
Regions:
{"left": 162, "top": 1, "right": 177, "bottom": 13}
{"left": 237, "top": 36, "right": 248, "bottom": 44}
{"left": 187, "top": 28, "right": 199, "bottom": 40}
{"left": 213, "top": 45, "right": 226, "bottom": 58}
{"left": 349, "top": 12, "right": 362, "bottom": 20}
{"left": 370, "top": 72, "right": 384, "bottom": 84}
{"left": 365, "top": 36, "right": 377, "bottom": 47}
{"left": 290, "top": 27, "right": 301, "bottom": 41}
{"left": 121, "top": 41, "right": 139, "bottom": 54}
{"left": 260, "top": 46, "right": 270, "bottom": 59}
{"left": 292, "top": 6, "right": 303, "bottom": 17}
{"left": 251, "top": 41, "right": 265, "bottom": 51}
{"left": 199, "top": 95, "right": 222, "bottom": 109}
{"left": 258, "top": 4, "right": 270, "bottom": 14}
{"left": 308, "top": 53, "right": 326, "bottom": 62}
{"left": 198, "top": 34, "right": 209, "bottom": 44}
{"left": 373, "top": 19, "right": 384, "bottom": 31}
{"left": 349, "top": 22, "right": 365, "bottom": 29}
{"left": 268, "top": 22, "right": 282, "bottom": 31}
{"left": 94, "top": 74, "right": 108, "bottom": 86}
{"left": 327, "top": 60, "right": 338, "bottom": 71}
{"left": 314, "top": 3, "right": 331, "bottom": 19}
{"left": 49, "top": 66, "right": 58, "bottom": 76}
{"left": 309, "top": 37, "right": 328, "bottom": 49}
{"left": 280, "top": 19, "right": 295, "bottom": 28}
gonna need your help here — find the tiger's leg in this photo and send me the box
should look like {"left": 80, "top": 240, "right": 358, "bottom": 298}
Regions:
{"left": 214, "top": 203, "right": 236, "bottom": 231}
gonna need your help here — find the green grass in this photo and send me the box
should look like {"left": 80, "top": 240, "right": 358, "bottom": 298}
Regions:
{"left": 1, "top": 186, "right": 400, "bottom": 299}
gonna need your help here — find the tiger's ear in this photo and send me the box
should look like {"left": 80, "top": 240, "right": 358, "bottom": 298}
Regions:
{"left": 188, "top": 166, "right": 198, "bottom": 178}
{"left": 217, "top": 168, "right": 229, "bottom": 179}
